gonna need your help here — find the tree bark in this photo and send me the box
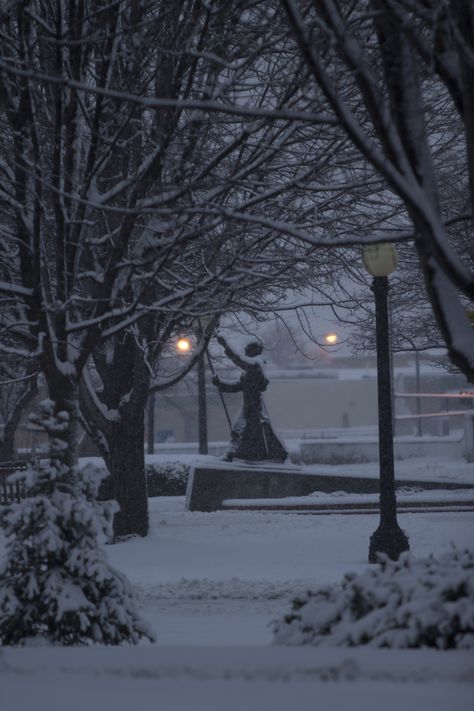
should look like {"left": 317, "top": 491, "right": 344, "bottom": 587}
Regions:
{"left": 104, "top": 411, "right": 149, "bottom": 540}
{"left": 0, "top": 374, "right": 37, "bottom": 461}
{"left": 0, "top": 426, "right": 16, "bottom": 462}
{"left": 79, "top": 339, "right": 150, "bottom": 539}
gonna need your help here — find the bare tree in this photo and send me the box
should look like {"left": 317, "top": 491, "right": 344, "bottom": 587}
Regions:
{"left": 0, "top": 356, "right": 38, "bottom": 461}
{"left": 65, "top": 1, "right": 355, "bottom": 538}
{"left": 281, "top": 0, "right": 474, "bottom": 381}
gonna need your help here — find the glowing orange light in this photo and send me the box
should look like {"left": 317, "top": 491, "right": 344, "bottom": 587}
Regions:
{"left": 325, "top": 333, "right": 338, "bottom": 345}
{"left": 176, "top": 337, "right": 191, "bottom": 352}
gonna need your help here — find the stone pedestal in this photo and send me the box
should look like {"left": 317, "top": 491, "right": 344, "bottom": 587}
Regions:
{"left": 185, "top": 463, "right": 470, "bottom": 512}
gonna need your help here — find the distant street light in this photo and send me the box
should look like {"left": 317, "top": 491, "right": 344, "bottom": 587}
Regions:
{"left": 324, "top": 333, "right": 338, "bottom": 345}
{"left": 362, "top": 243, "right": 410, "bottom": 563}
{"left": 176, "top": 337, "right": 192, "bottom": 353}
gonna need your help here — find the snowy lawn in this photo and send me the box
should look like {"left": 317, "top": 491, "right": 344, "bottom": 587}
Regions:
{"left": 297, "top": 455, "right": 474, "bottom": 484}
{"left": 1, "top": 459, "right": 473, "bottom": 711}
{"left": 107, "top": 495, "right": 474, "bottom": 647}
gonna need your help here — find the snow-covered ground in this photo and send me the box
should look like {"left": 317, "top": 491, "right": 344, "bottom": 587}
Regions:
{"left": 3, "top": 644, "right": 473, "bottom": 711}
{"left": 298, "top": 455, "right": 473, "bottom": 484}
{"left": 109, "top": 495, "right": 474, "bottom": 645}
{"left": 1, "top": 456, "right": 473, "bottom": 710}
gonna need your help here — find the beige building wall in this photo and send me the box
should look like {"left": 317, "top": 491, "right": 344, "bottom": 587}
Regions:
{"left": 153, "top": 376, "right": 379, "bottom": 443}
{"left": 265, "top": 378, "right": 378, "bottom": 430}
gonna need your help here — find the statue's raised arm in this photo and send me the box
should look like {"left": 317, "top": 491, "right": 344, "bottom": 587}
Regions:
{"left": 216, "top": 334, "right": 251, "bottom": 371}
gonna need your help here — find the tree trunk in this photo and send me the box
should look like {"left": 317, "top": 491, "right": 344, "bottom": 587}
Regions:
{"left": 104, "top": 413, "right": 149, "bottom": 540}
{"left": 0, "top": 419, "right": 19, "bottom": 461}
{"left": 0, "top": 372, "right": 38, "bottom": 462}
{"left": 78, "top": 344, "right": 150, "bottom": 540}
{"left": 42, "top": 365, "right": 80, "bottom": 471}
{"left": 0, "top": 428, "right": 16, "bottom": 461}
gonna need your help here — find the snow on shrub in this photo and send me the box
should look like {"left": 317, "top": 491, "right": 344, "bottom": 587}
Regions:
{"left": 273, "top": 549, "right": 474, "bottom": 649}
{"left": 145, "top": 460, "right": 190, "bottom": 496}
{"left": 0, "top": 400, "right": 154, "bottom": 646}
{"left": 97, "top": 459, "right": 191, "bottom": 499}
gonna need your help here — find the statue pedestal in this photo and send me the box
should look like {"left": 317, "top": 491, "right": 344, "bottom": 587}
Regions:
{"left": 186, "top": 462, "right": 382, "bottom": 512}
{"left": 185, "top": 461, "right": 471, "bottom": 512}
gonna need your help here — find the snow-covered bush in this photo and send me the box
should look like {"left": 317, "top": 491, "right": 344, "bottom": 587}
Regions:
{"left": 0, "top": 400, "right": 154, "bottom": 646}
{"left": 145, "top": 460, "right": 190, "bottom": 496}
{"left": 273, "top": 549, "right": 474, "bottom": 649}
{"left": 97, "top": 459, "right": 191, "bottom": 499}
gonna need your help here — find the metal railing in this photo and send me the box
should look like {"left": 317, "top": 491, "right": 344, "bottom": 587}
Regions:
{"left": 0, "top": 461, "right": 28, "bottom": 505}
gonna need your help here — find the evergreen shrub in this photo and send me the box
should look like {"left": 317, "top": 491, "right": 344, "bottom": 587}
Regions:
{"left": 145, "top": 460, "right": 190, "bottom": 496}
{"left": 0, "top": 400, "right": 154, "bottom": 646}
{"left": 97, "top": 459, "right": 191, "bottom": 499}
{"left": 273, "top": 549, "right": 474, "bottom": 649}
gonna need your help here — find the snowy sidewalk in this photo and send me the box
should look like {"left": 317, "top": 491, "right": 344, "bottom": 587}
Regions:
{"left": 2, "top": 645, "right": 473, "bottom": 711}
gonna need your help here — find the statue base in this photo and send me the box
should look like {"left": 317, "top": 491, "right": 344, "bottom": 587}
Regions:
{"left": 184, "top": 462, "right": 467, "bottom": 512}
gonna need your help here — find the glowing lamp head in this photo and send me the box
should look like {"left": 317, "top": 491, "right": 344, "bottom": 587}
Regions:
{"left": 176, "top": 337, "right": 191, "bottom": 353}
{"left": 325, "top": 333, "right": 338, "bottom": 345}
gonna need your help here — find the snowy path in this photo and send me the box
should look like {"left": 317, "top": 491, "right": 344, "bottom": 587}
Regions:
{"left": 2, "top": 644, "right": 473, "bottom": 711}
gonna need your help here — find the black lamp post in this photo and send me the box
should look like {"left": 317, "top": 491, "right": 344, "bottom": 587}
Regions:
{"left": 195, "top": 323, "right": 208, "bottom": 456}
{"left": 362, "top": 243, "right": 410, "bottom": 564}
{"left": 176, "top": 330, "right": 208, "bottom": 455}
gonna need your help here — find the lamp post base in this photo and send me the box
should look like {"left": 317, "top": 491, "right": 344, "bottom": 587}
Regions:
{"left": 368, "top": 522, "right": 410, "bottom": 564}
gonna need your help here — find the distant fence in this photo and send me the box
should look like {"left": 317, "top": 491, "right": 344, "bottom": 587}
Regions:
{"left": 0, "top": 461, "right": 28, "bottom": 505}
{"left": 394, "top": 391, "right": 474, "bottom": 437}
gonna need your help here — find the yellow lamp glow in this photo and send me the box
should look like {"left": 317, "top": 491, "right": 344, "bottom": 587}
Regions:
{"left": 176, "top": 337, "right": 191, "bottom": 353}
{"left": 325, "top": 333, "right": 338, "bottom": 345}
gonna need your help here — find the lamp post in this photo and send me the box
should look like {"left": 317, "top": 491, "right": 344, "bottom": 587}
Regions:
{"left": 362, "top": 243, "right": 410, "bottom": 563}
{"left": 176, "top": 329, "right": 208, "bottom": 455}
{"left": 194, "top": 323, "right": 208, "bottom": 456}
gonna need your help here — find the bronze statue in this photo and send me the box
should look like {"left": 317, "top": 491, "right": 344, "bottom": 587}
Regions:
{"left": 212, "top": 334, "right": 287, "bottom": 462}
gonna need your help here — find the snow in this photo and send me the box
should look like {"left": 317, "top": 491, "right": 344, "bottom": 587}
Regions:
{"left": 273, "top": 549, "right": 474, "bottom": 649}
{"left": 224, "top": 487, "right": 474, "bottom": 508}
{"left": 1, "top": 644, "right": 472, "bottom": 711}
{"left": 184, "top": 453, "right": 472, "bottom": 485}
{"left": 1, "top": 456, "right": 474, "bottom": 710}
{"left": 1, "top": 645, "right": 474, "bottom": 711}
{"left": 298, "top": 456, "right": 474, "bottom": 484}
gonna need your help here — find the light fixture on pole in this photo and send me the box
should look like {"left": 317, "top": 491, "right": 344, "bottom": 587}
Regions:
{"left": 362, "top": 243, "right": 410, "bottom": 563}
{"left": 324, "top": 332, "right": 338, "bottom": 345}
{"left": 176, "top": 336, "right": 192, "bottom": 353}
